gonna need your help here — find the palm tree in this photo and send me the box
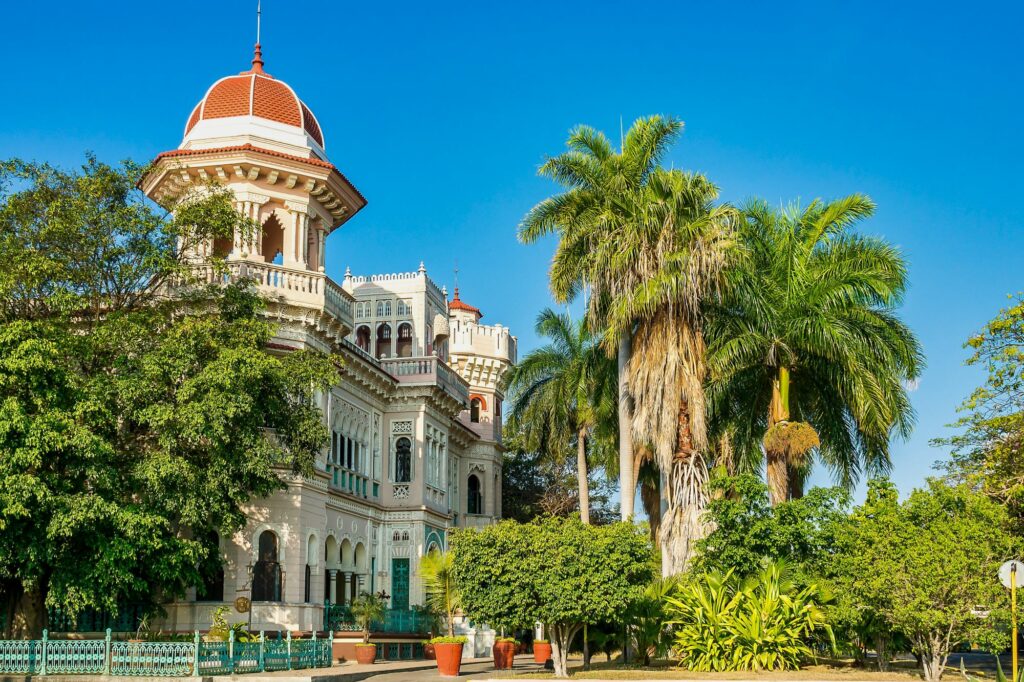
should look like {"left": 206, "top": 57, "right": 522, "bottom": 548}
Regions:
{"left": 419, "top": 550, "right": 461, "bottom": 637}
{"left": 519, "top": 116, "right": 684, "bottom": 522}
{"left": 707, "top": 195, "right": 923, "bottom": 505}
{"left": 349, "top": 592, "right": 386, "bottom": 644}
{"left": 602, "top": 168, "right": 737, "bottom": 575}
{"left": 504, "top": 309, "right": 616, "bottom": 524}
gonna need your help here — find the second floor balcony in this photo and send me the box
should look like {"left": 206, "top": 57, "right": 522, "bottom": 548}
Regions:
{"left": 379, "top": 356, "right": 470, "bottom": 407}
{"left": 189, "top": 260, "right": 354, "bottom": 337}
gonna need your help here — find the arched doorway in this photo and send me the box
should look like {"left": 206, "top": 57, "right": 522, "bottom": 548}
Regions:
{"left": 376, "top": 324, "right": 392, "bottom": 359}
{"left": 355, "top": 325, "right": 371, "bottom": 353}
{"left": 261, "top": 213, "right": 284, "bottom": 264}
{"left": 396, "top": 323, "right": 413, "bottom": 358}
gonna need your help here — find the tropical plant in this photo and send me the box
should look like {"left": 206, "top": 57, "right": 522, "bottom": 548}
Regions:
{"left": 626, "top": 576, "right": 678, "bottom": 665}
{"left": 707, "top": 195, "right": 922, "bottom": 505}
{"left": 419, "top": 550, "right": 461, "bottom": 638}
{"left": 665, "top": 560, "right": 833, "bottom": 672}
{"left": 349, "top": 592, "right": 386, "bottom": 644}
{"left": 505, "top": 309, "right": 616, "bottom": 523}
{"left": 519, "top": 115, "right": 685, "bottom": 523}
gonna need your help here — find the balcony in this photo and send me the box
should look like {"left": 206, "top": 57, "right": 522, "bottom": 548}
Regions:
{"left": 379, "top": 356, "right": 470, "bottom": 406}
{"left": 188, "top": 260, "right": 354, "bottom": 335}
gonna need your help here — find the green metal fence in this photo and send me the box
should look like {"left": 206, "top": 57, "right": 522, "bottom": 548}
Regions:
{"left": 0, "top": 629, "right": 334, "bottom": 677}
{"left": 323, "top": 602, "right": 431, "bottom": 634}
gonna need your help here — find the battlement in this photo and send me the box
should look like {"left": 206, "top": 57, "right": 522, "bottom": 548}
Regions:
{"left": 449, "top": 317, "right": 517, "bottom": 364}
{"left": 343, "top": 263, "right": 447, "bottom": 303}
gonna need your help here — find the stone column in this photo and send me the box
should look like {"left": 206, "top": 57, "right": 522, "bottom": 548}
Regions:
{"left": 328, "top": 569, "right": 337, "bottom": 604}
{"left": 318, "top": 227, "right": 326, "bottom": 272}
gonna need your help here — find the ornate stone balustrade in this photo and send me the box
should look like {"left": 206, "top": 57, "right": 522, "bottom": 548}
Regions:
{"left": 379, "top": 356, "right": 470, "bottom": 406}
{"left": 188, "top": 260, "right": 354, "bottom": 335}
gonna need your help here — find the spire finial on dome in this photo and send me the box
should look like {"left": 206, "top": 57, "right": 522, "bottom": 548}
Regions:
{"left": 249, "top": 1, "right": 266, "bottom": 74}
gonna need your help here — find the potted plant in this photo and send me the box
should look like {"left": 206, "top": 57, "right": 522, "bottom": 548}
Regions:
{"left": 493, "top": 636, "right": 516, "bottom": 669}
{"left": 421, "top": 639, "right": 436, "bottom": 660}
{"left": 349, "top": 592, "right": 386, "bottom": 664}
{"left": 533, "top": 639, "right": 552, "bottom": 664}
{"left": 421, "top": 550, "right": 466, "bottom": 676}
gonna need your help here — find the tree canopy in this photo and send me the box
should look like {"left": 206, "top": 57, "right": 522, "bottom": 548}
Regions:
{"left": 827, "top": 479, "right": 1016, "bottom": 681}
{"left": 0, "top": 157, "right": 338, "bottom": 637}
{"left": 450, "top": 517, "right": 653, "bottom": 676}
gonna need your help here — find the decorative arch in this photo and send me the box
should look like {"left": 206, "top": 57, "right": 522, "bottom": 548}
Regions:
{"left": 376, "top": 323, "right": 392, "bottom": 359}
{"left": 468, "top": 393, "right": 488, "bottom": 410}
{"left": 340, "top": 538, "right": 353, "bottom": 567}
{"left": 396, "top": 322, "right": 414, "bottom": 358}
{"left": 355, "top": 325, "right": 371, "bottom": 353}
{"left": 325, "top": 535, "right": 338, "bottom": 569}
{"left": 354, "top": 542, "right": 367, "bottom": 570}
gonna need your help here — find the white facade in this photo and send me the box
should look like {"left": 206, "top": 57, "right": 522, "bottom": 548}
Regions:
{"left": 142, "top": 48, "right": 516, "bottom": 634}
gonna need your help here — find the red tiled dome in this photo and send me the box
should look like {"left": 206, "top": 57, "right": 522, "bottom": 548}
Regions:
{"left": 184, "top": 45, "right": 325, "bottom": 148}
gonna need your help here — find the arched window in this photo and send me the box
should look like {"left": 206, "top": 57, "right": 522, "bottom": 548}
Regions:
{"left": 394, "top": 437, "right": 412, "bottom": 482}
{"left": 467, "top": 474, "right": 482, "bottom": 515}
{"left": 376, "top": 324, "right": 392, "bottom": 359}
{"left": 252, "top": 530, "right": 282, "bottom": 602}
{"left": 470, "top": 398, "right": 481, "bottom": 423}
{"left": 396, "top": 323, "right": 413, "bottom": 358}
{"left": 376, "top": 300, "right": 392, "bottom": 317}
{"left": 356, "top": 325, "right": 371, "bottom": 352}
{"left": 304, "top": 563, "right": 312, "bottom": 603}
{"left": 260, "top": 214, "right": 284, "bottom": 264}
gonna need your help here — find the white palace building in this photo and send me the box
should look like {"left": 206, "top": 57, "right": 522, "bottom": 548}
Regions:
{"left": 140, "top": 44, "right": 516, "bottom": 649}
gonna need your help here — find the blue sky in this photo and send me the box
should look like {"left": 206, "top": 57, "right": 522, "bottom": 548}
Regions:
{"left": 2, "top": 1, "right": 1021, "bottom": 502}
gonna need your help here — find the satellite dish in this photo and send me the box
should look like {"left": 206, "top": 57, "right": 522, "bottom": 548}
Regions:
{"left": 999, "top": 560, "right": 1024, "bottom": 589}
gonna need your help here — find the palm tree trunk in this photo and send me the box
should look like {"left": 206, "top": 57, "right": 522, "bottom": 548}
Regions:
{"left": 577, "top": 428, "right": 591, "bottom": 524}
{"left": 659, "top": 398, "right": 708, "bottom": 576}
{"left": 766, "top": 366, "right": 790, "bottom": 506}
{"left": 618, "top": 335, "right": 634, "bottom": 521}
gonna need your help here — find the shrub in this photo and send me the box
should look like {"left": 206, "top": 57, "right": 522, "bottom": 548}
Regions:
{"left": 666, "top": 561, "right": 832, "bottom": 671}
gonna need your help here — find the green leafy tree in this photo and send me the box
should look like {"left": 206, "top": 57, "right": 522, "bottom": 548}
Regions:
{"left": 829, "top": 479, "right": 1016, "bottom": 681}
{"left": 519, "top": 116, "right": 684, "bottom": 524}
{"left": 666, "top": 560, "right": 833, "bottom": 672}
{"left": 694, "top": 474, "right": 849, "bottom": 578}
{"left": 938, "top": 295, "right": 1024, "bottom": 531}
{"left": 505, "top": 309, "right": 616, "bottom": 524}
{"left": 707, "top": 196, "right": 923, "bottom": 505}
{"left": 450, "top": 517, "right": 653, "bottom": 677}
{"left": 0, "top": 158, "right": 337, "bottom": 637}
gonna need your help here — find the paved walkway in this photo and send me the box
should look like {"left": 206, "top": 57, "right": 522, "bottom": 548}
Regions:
{"left": 214, "top": 655, "right": 546, "bottom": 682}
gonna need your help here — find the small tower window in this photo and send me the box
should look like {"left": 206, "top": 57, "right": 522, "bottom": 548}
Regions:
{"left": 470, "top": 398, "right": 482, "bottom": 423}
{"left": 394, "top": 437, "right": 412, "bottom": 483}
{"left": 467, "top": 474, "right": 482, "bottom": 515}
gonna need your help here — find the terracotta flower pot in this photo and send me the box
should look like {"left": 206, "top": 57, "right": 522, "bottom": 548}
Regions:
{"left": 533, "top": 641, "right": 552, "bottom": 664}
{"left": 493, "top": 640, "right": 516, "bottom": 669}
{"left": 355, "top": 644, "right": 377, "bottom": 664}
{"left": 424, "top": 643, "right": 436, "bottom": 660}
{"left": 434, "top": 642, "right": 464, "bottom": 677}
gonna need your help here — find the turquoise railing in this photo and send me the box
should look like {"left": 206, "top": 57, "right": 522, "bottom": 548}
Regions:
{"left": 0, "top": 629, "right": 333, "bottom": 677}
{"left": 323, "top": 602, "right": 431, "bottom": 634}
